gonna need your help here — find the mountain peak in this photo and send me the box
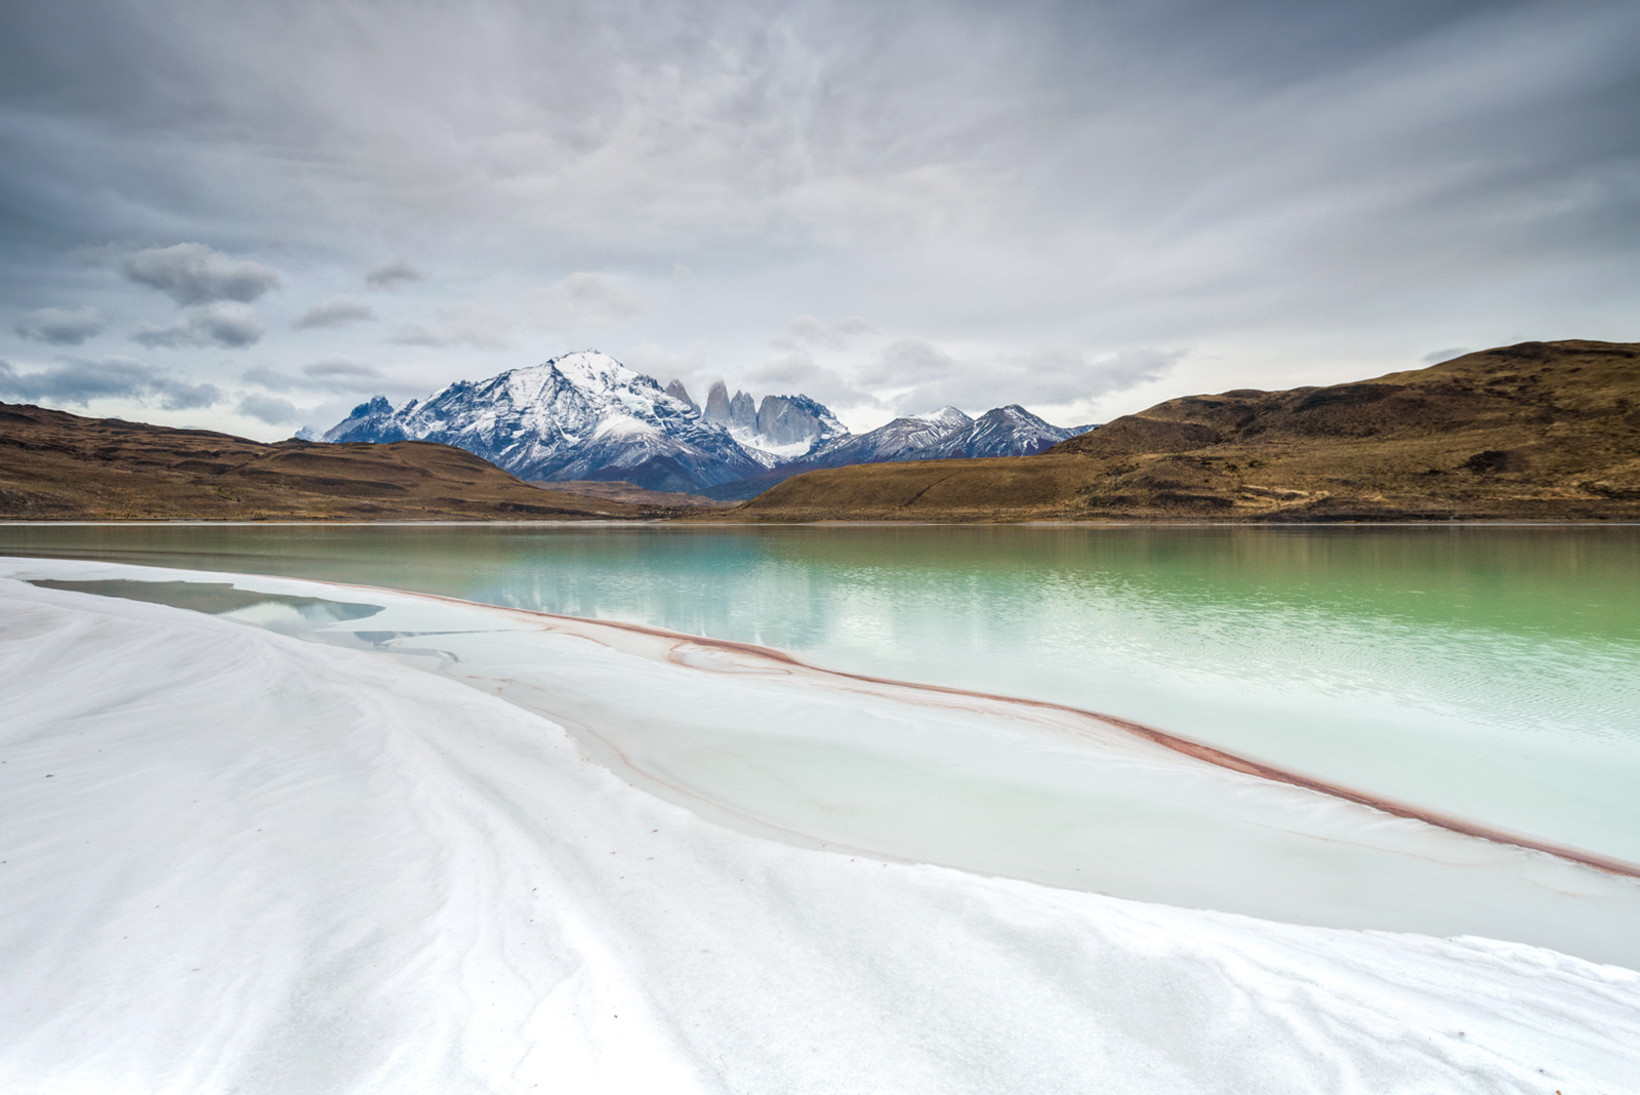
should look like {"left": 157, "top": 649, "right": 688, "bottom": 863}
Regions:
{"left": 319, "top": 349, "right": 828, "bottom": 492}
{"left": 665, "top": 379, "right": 697, "bottom": 410}
{"left": 540, "top": 349, "right": 636, "bottom": 393}
{"left": 914, "top": 406, "right": 973, "bottom": 429}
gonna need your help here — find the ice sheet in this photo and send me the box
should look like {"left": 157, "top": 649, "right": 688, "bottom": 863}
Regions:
{"left": 1, "top": 566, "right": 1638, "bottom": 1092}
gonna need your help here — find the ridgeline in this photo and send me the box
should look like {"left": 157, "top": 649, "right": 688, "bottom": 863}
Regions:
{"left": 3, "top": 339, "right": 1636, "bottom": 522}
{"left": 0, "top": 403, "right": 649, "bottom": 520}
{"left": 729, "top": 340, "right": 1640, "bottom": 521}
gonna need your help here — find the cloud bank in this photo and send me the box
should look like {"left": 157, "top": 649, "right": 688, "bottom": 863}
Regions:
{"left": 0, "top": 357, "right": 221, "bottom": 410}
{"left": 0, "top": 0, "right": 1635, "bottom": 437}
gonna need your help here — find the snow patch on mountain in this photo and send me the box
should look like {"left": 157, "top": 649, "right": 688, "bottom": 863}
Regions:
{"left": 321, "top": 349, "right": 1091, "bottom": 497}
{"left": 322, "top": 351, "right": 772, "bottom": 492}
{"left": 686, "top": 381, "right": 847, "bottom": 466}
{"left": 700, "top": 404, "right": 1094, "bottom": 501}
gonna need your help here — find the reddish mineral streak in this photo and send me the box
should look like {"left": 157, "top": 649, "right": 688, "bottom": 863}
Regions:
{"left": 324, "top": 580, "right": 1640, "bottom": 881}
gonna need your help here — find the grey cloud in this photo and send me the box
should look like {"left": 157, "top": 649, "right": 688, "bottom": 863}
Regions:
{"left": 241, "top": 366, "right": 298, "bottom": 391}
{"left": 0, "top": 0, "right": 1636, "bottom": 424}
{"left": 746, "top": 347, "right": 875, "bottom": 408}
{"left": 244, "top": 359, "right": 386, "bottom": 393}
{"left": 122, "top": 243, "right": 280, "bottom": 305}
{"left": 784, "top": 315, "right": 874, "bottom": 352}
{"left": 365, "top": 259, "right": 426, "bottom": 289}
{"left": 293, "top": 298, "right": 376, "bottom": 329}
{"left": 530, "top": 273, "right": 643, "bottom": 331}
{"left": 304, "top": 360, "right": 383, "bottom": 381}
{"left": 857, "top": 340, "right": 959, "bottom": 389}
{"left": 865, "top": 342, "right": 1181, "bottom": 414}
{"left": 236, "top": 393, "right": 300, "bottom": 424}
{"left": 621, "top": 341, "right": 715, "bottom": 400}
{"left": 1423, "top": 347, "right": 1473, "bottom": 364}
{"left": 132, "top": 303, "right": 263, "bottom": 348}
{"left": 389, "top": 321, "right": 510, "bottom": 350}
{"left": 15, "top": 306, "right": 106, "bottom": 345}
{"left": 0, "top": 356, "right": 221, "bottom": 410}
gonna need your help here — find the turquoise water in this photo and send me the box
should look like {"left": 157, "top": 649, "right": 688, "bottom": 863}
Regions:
{"left": 3, "top": 523, "right": 1637, "bottom": 861}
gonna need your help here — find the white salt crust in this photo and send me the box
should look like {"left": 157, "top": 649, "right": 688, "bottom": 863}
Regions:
{"left": 1, "top": 569, "right": 1637, "bottom": 1093}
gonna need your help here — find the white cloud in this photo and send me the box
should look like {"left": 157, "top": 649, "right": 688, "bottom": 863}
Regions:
{"left": 236, "top": 392, "right": 300, "bottom": 424}
{"left": 529, "top": 273, "right": 644, "bottom": 331}
{"left": 746, "top": 346, "right": 875, "bottom": 409}
{"left": 862, "top": 340, "right": 1181, "bottom": 416}
{"left": 389, "top": 309, "right": 512, "bottom": 350}
{"left": 783, "top": 315, "right": 874, "bottom": 352}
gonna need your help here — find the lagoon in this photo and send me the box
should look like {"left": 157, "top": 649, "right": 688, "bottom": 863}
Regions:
{"left": 4, "top": 522, "right": 1637, "bottom": 873}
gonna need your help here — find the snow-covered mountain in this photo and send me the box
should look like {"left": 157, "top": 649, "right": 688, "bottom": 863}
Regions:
{"left": 700, "top": 405, "right": 1094, "bottom": 500}
{"left": 939, "top": 405, "right": 1089, "bottom": 458}
{"left": 322, "top": 351, "right": 772, "bottom": 493}
{"left": 803, "top": 407, "right": 975, "bottom": 467}
{"left": 688, "top": 381, "right": 847, "bottom": 465}
{"left": 321, "top": 349, "right": 1092, "bottom": 497}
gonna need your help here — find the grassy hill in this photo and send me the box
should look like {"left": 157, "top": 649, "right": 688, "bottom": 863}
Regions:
{"left": 0, "top": 403, "right": 649, "bottom": 520}
{"left": 730, "top": 340, "right": 1640, "bottom": 521}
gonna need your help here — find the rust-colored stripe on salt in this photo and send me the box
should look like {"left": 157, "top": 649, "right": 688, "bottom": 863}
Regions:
{"left": 331, "top": 580, "right": 1640, "bottom": 881}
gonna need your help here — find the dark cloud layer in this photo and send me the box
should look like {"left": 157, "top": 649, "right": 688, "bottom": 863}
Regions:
{"left": 0, "top": 0, "right": 1636, "bottom": 436}
{"left": 364, "top": 260, "right": 426, "bottom": 289}
{"left": 132, "top": 304, "right": 263, "bottom": 348}
{"left": 293, "top": 298, "right": 376, "bottom": 329}
{"left": 244, "top": 359, "right": 391, "bottom": 394}
{"left": 0, "top": 356, "right": 221, "bottom": 410}
{"left": 15, "top": 306, "right": 105, "bottom": 345}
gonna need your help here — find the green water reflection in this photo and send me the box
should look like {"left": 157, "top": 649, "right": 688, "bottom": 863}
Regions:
{"left": 4, "top": 523, "right": 1637, "bottom": 856}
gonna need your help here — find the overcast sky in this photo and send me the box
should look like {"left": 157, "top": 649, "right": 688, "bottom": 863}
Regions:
{"left": 2, "top": 0, "right": 1636, "bottom": 439}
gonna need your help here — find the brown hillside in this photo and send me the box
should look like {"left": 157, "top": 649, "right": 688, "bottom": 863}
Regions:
{"left": 733, "top": 340, "right": 1640, "bottom": 521}
{"left": 0, "top": 403, "right": 648, "bottom": 520}
{"left": 540, "top": 479, "right": 733, "bottom": 509}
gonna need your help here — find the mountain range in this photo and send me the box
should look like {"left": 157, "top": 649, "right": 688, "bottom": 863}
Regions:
{"left": 322, "top": 350, "right": 1090, "bottom": 495}
{"left": 7, "top": 339, "right": 1637, "bottom": 523}
{"left": 697, "top": 404, "right": 1090, "bottom": 500}
{"left": 731, "top": 340, "right": 1640, "bottom": 522}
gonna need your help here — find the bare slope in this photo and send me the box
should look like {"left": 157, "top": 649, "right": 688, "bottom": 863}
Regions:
{"left": 538, "top": 479, "right": 733, "bottom": 508}
{"left": 733, "top": 340, "right": 1640, "bottom": 521}
{"left": 0, "top": 402, "right": 646, "bottom": 520}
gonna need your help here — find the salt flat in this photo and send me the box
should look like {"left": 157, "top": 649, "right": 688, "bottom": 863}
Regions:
{"left": 2, "top": 567, "right": 1637, "bottom": 1093}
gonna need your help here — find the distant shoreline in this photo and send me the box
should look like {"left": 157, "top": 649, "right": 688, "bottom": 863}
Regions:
{"left": 3, "top": 518, "right": 1639, "bottom": 528}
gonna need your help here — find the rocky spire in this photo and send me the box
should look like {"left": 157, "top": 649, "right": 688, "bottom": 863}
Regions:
{"left": 704, "top": 380, "right": 732, "bottom": 423}
{"left": 665, "top": 379, "right": 697, "bottom": 411}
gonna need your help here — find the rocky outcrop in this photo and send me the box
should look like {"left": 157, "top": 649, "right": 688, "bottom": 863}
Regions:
{"left": 664, "top": 380, "right": 698, "bottom": 411}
